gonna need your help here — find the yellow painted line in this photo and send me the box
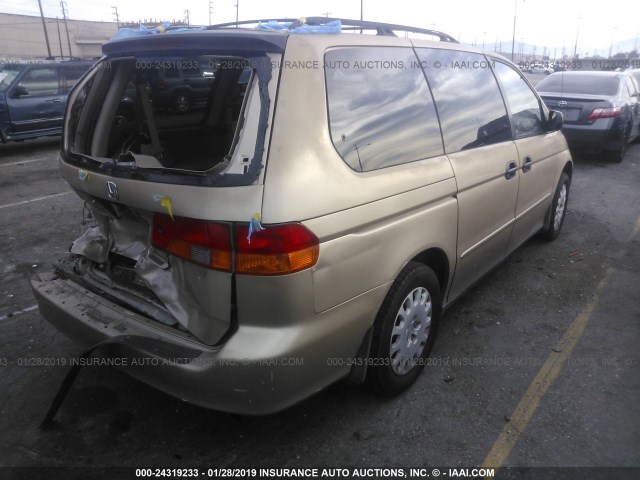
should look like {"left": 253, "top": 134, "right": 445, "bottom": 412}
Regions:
{"left": 481, "top": 268, "right": 614, "bottom": 470}
{"left": 1, "top": 157, "right": 50, "bottom": 167}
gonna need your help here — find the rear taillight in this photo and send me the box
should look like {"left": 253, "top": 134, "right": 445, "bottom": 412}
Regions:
{"left": 151, "top": 214, "right": 319, "bottom": 275}
{"left": 588, "top": 106, "right": 621, "bottom": 120}
{"left": 235, "top": 223, "right": 319, "bottom": 275}
{"left": 152, "top": 214, "right": 232, "bottom": 272}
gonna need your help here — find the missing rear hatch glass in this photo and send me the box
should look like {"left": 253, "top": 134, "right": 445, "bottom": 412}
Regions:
{"left": 63, "top": 53, "right": 273, "bottom": 186}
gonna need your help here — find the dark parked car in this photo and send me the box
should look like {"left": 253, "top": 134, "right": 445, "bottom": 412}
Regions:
{"left": 536, "top": 71, "right": 640, "bottom": 162}
{"left": 144, "top": 60, "right": 216, "bottom": 113}
{"left": 0, "top": 59, "right": 94, "bottom": 143}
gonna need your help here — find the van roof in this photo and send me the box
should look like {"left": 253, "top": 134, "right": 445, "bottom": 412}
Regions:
{"left": 103, "top": 29, "right": 289, "bottom": 55}
{"left": 209, "top": 18, "right": 458, "bottom": 43}
{"left": 102, "top": 17, "right": 458, "bottom": 56}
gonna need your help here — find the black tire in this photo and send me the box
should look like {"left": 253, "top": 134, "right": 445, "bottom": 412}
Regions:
{"left": 539, "top": 172, "right": 570, "bottom": 241}
{"left": 367, "top": 262, "right": 441, "bottom": 396}
{"left": 608, "top": 126, "right": 629, "bottom": 163}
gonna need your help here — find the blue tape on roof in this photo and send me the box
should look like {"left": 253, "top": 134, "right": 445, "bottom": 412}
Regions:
{"left": 111, "top": 22, "right": 205, "bottom": 41}
{"left": 256, "top": 20, "right": 341, "bottom": 34}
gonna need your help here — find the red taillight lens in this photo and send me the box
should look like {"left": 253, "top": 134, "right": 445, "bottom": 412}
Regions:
{"left": 588, "top": 106, "right": 621, "bottom": 120}
{"left": 152, "top": 213, "right": 232, "bottom": 272}
{"left": 151, "top": 214, "right": 319, "bottom": 275}
{"left": 235, "top": 223, "right": 319, "bottom": 275}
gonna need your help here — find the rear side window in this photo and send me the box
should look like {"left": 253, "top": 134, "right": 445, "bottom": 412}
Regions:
{"left": 492, "top": 62, "right": 545, "bottom": 139}
{"left": 61, "top": 64, "right": 90, "bottom": 93}
{"left": 536, "top": 74, "right": 620, "bottom": 96}
{"left": 416, "top": 49, "right": 511, "bottom": 153}
{"left": 325, "top": 47, "right": 443, "bottom": 172}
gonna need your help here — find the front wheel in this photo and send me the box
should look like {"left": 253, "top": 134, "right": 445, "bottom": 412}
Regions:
{"left": 367, "top": 262, "right": 441, "bottom": 396}
{"left": 539, "top": 172, "right": 570, "bottom": 241}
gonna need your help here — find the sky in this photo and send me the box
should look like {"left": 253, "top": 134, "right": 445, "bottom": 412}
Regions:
{"left": 1, "top": 0, "right": 637, "bottom": 57}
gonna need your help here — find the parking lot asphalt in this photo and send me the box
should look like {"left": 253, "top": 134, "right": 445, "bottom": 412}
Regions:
{"left": 0, "top": 134, "right": 638, "bottom": 479}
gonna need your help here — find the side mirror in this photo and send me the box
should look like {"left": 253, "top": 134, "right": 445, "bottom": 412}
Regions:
{"left": 547, "top": 110, "right": 563, "bottom": 132}
{"left": 11, "top": 85, "right": 29, "bottom": 98}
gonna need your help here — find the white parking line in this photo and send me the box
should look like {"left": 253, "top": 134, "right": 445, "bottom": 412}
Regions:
{"left": 1, "top": 157, "right": 52, "bottom": 167}
{"left": 0, "top": 191, "right": 72, "bottom": 210}
{"left": 0, "top": 304, "right": 39, "bottom": 322}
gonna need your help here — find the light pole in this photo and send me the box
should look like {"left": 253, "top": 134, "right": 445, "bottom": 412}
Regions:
{"left": 519, "top": 37, "right": 524, "bottom": 61}
{"left": 511, "top": 0, "right": 518, "bottom": 61}
{"left": 573, "top": 16, "right": 581, "bottom": 59}
{"left": 609, "top": 27, "right": 617, "bottom": 58}
{"left": 60, "top": 1, "right": 72, "bottom": 58}
{"left": 235, "top": 0, "right": 239, "bottom": 28}
{"left": 353, "top": 143, "right": 370, "bottom": 172}
{"left": 112, "top": 6, "right": 120, "bottom": 29}
{"left": 37, "top": 0, "right": 53, "bottom": 58}
{"left": 56, "top": 17, "right": 63, "bottom": 58}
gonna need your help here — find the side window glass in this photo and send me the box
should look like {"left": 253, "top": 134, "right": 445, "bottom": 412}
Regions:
{"left": 15, "top": 67, "right": 60, "bottom": 97}
{"left": 62, "top": 65, "right": 89, "bottom": 93}
{"left": 416, "top": 49, "right": 511, "bottom": 153}
{"left": 325, "top": 47, "right": 443, "bottom": 172}
{"left": 493, "top": 62, "right": 545, "bottom": 139}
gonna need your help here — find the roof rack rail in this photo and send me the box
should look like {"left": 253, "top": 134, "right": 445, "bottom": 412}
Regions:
{"left": 208, "top": 17, "right": 458, "bottom": 43}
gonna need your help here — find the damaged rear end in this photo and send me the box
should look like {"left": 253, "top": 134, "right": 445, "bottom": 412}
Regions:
{"left": 44, "top": 31, "right": 286, "bottom": 345}
{"left": 30, "top": 31, "right": 323, "bottom": 413}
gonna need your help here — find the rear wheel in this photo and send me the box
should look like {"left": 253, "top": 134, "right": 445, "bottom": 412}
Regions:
{"left": 367, "top": 262, "right": 441, "bottom": 395}
{"left": 608, "top": 125, "right": 630, "bottom": 163}
{"left": 539, "top": 172, "right": 570, "bottom": 241}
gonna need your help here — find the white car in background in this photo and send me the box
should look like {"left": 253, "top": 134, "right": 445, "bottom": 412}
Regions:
{"left": 530, "top": 62, "right": 553, "bottom": 75}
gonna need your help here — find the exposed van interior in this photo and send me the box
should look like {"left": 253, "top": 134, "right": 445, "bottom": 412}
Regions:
{"left": 67, "top": 55, "right": 253, "bottom": 173}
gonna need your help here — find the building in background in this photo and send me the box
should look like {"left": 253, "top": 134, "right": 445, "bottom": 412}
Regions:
{"left": 0, "top": 12, "right": 117, "bottom": 59}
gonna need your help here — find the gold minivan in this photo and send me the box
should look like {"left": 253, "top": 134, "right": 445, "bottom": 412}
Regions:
{"left": 32, "top": 18, "right": 573, "bottom": 415}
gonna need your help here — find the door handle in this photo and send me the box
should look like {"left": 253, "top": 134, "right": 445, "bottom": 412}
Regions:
{"left": 505, "top": 161, "right": 518, "bottom": 180}
{"left": 523, "top": 156, "right": 533, "bottom": 173}
{"left": 47, "top": 98, "right": 62, "bottom": 103}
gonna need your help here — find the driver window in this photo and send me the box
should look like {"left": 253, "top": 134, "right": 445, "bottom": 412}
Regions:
{"left": 16, "top": 67, "right": 60, "bottom": 97}
{"left": 493, "top": 62, "right": 545, "bottom": 139}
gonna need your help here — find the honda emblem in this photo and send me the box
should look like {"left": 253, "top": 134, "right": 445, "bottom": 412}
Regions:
{"left": 107, "top": 181, "right": 119, "bottom": 200}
